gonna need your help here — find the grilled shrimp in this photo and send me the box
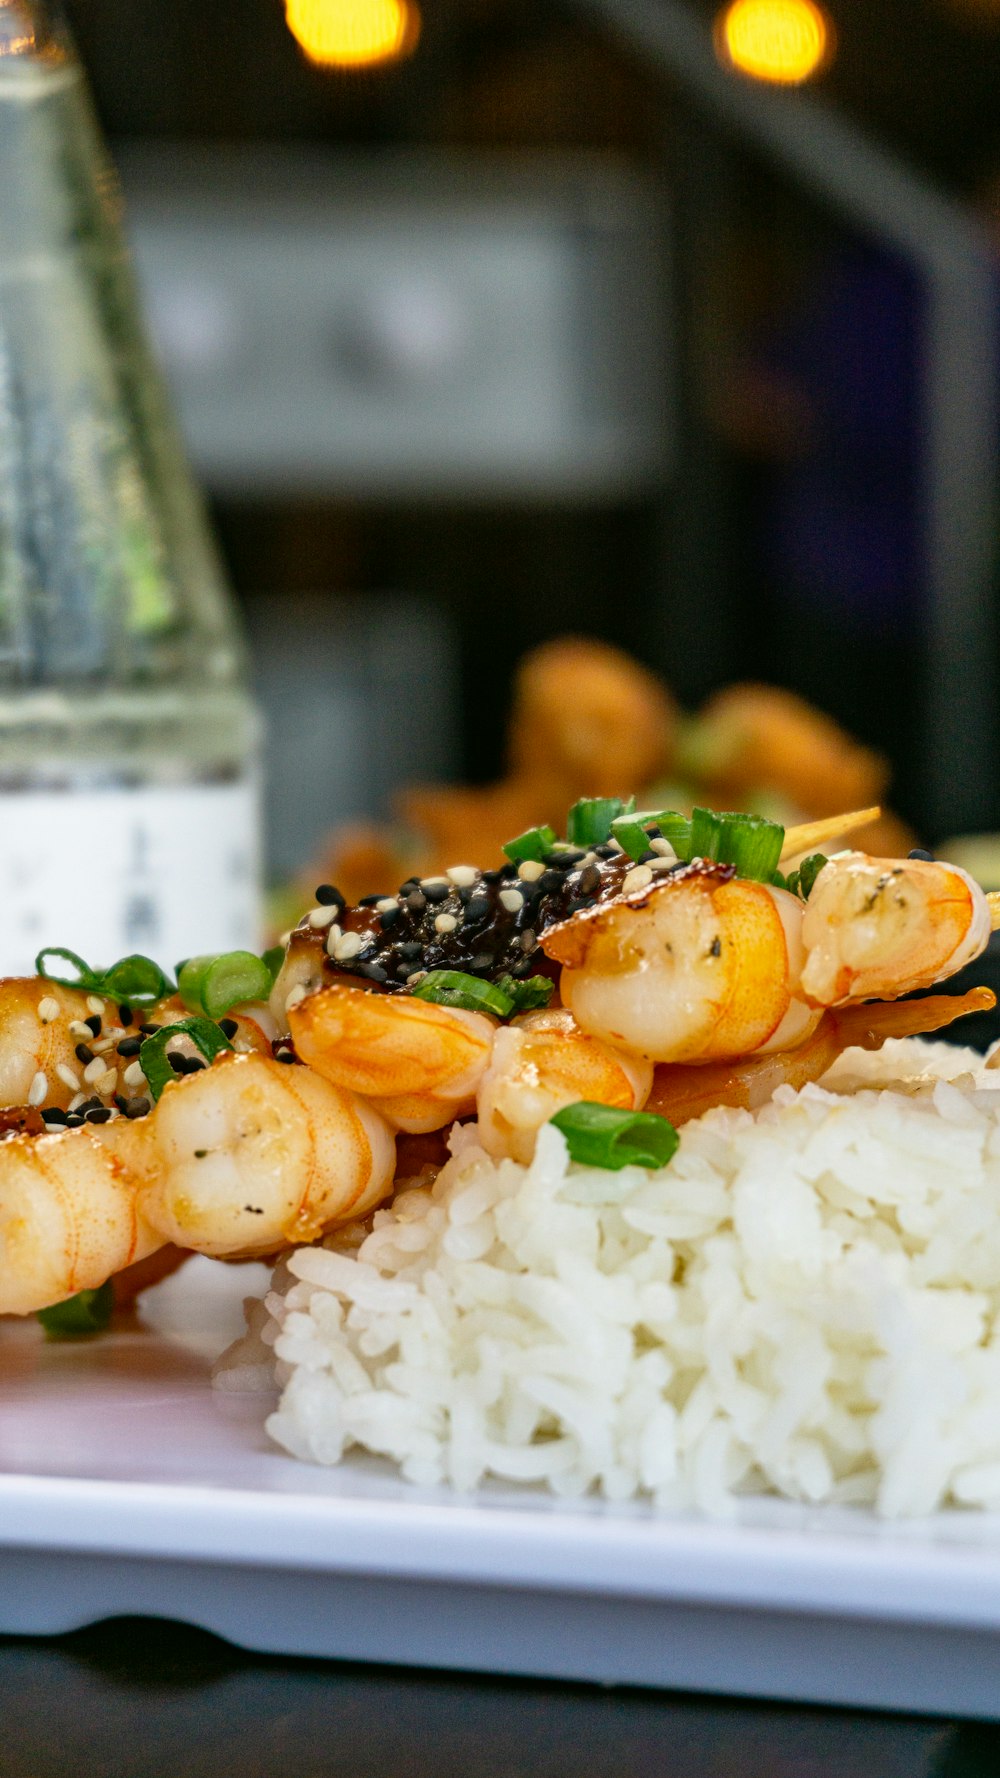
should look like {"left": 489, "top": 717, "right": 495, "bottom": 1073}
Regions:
{"left": 0, "top": 1053, "right": 396, "bottom": 1315}
{"left": 477, "top": 1006, "right": 652, "bottom": 1163}
{"left": 289, "top": 980, "right": 496, "bottom": 1133}
{"left": 540, "top": 853, "right": 992, "bottom": 1065}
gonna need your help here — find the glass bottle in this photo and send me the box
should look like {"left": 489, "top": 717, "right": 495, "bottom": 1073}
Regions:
{"left": 0, "top": 0, "right": 262, "bottom": 975}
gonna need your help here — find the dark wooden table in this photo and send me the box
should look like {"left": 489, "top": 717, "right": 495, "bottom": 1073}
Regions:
{"left": 0, "top": 1617, "right": 997, "bottom": 1777}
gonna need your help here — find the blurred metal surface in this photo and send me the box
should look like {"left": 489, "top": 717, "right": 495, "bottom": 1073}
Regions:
{"left": 577, "top": 0, "right": 1000, "bottom": 838}
{"left": 117, "top": 148, "right": 669, "bottom": 503}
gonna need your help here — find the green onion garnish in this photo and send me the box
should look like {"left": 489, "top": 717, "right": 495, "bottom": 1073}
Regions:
{"left": 37, "top": 1280, "right": 115, "bottom": 1338}
{"left": 178, "top": 952, "right": 274, "bottom": 1019}
{"left": 688, "top": 809, "right": 785, "bottom": 883}
{"left": 139, "top": 1017, "right": 235, "bottom": 1102}
{"left": 502, "top": 825, "right": 557, "bottom": 865}
{"left": 495, "top": 972, "right": 555, "bottom": 1012}
{"left": 36, "top": 948, "right": 174, "bottom": 1005}
{"left": 611, "top": 807, "right": 692, "bottom": 862}
{"left": 260, "top": 945, "right": 286, "bottom": 984}
{"left": 796, "top": 853, "right": 828, "bottom": 899}
{"left": 549, "top": 1102, "right": 680, "bottom": 1171}
{"left": 411, "top": 971, "right": 515, "bottom": 1018}
{"left": 565, "top": 796, "right": 634, "bottom": 848}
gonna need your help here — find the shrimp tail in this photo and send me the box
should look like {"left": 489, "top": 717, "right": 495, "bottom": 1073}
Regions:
{"left": 646, "top": 987, "right": 996, "bottom": 1125}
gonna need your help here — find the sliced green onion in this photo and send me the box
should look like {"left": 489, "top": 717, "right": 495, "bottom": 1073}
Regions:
{"left": 101, "top": 954, "right": 174, "bottom": 1004}
{"left": 550, "top": 1101, "right": 680, "bottom": 1171}
{"left": 178, "top": 951, "right": 273, "bottom": 1019}
{"left": 35, "top": 948, "right": 173, "bottom": 1004}
{"left": 688, "top": 809, "right": 785, "bottom": 883}
{"left": 565, "top": 796, "right": 633, "bottom": 848}
{"left": 495, "top": 972, "right": 555, "bottom": 1012}
{"left": 37, "top": 1280, "right": 115, "bottom": 1338}
{"left": 502, "top": 825, "right": 557, "bottom": 865}
{"left": 797, "top": 853, "right": 828, "bottom": 898}
{"left": 35, "top": 947, "right": 94, "bottom": 990}
{"left": 611, "top": 807, "right": 692, "bottom": 862}
{"left": 139, "top": 1017, "right": 234, "bottom": 1102}
{"left": 260, "top": 945, "right": 285, "bottom": 984}
{"left": 411, "top": 970, "right": 515, "bottom": 1019}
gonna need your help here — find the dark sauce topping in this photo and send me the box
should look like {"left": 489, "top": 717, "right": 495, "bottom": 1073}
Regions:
{"left": 290, "top": 849, "right": 676, "bottom": 997}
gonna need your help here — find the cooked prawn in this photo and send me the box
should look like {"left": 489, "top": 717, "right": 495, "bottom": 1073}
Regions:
{"left": 289, "top": 980, "right": 496, "bottom": 1133}
{"left": 646, "top": 988, "right": 996, "bottom": 1124}
{"left": 541, "top": 852, "right": 992, "bottom": 1066}
{"left": 477, "top": 1006, "right": 652, "bottom": 1164}
{"left": 0, "top": 1052, "right": 396, "bottom": 1315}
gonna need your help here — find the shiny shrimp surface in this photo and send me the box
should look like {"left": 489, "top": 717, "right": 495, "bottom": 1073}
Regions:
{"left": 0, "top": 1052, "right": 396, "bottom": 1314}
{"left": 289, "top": 981, "right": 496, "bottom": 1133}
{"left": 477, "top": 1006, "right": 652, "bottom": 1164}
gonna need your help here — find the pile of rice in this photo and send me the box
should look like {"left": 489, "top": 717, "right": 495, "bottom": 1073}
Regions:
{"left": 215, "top": 1037, "right": 1000, "bottom": 1518}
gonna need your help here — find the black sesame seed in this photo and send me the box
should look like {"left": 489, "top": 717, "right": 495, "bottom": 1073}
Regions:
{"left": 537, "top": 871, "right": 563, "bottom": 894}
{"left": 595, "top": 844, "right": 618, "bottom": 859}
{"left": 577, "top": 864, "right": 601, "bottom": 895}
{"left": 566, "top": 897, "right": 595, "bottom": 916}
{"left": 183, "top": 1056, "right": 206, "bottom": 1074}
{"left": 398, "top": 877, "right": 419, "bottom": 894}
{"left": 545, "top": 848, "right": 585, "bottom": 868}
{"left": 114, "top": 1095, "right": 128, "bottom": 1112}
{"left": 65, "top": 1113, "right": 84, "bottom": 1128}
{"left": 908, "top": 848, "right": 934, "bottom": 861}
{"left": 218, "top": 1018, "right": 238, "bottom": 1038}
{"left": 471, "top": 952, "right": 495, "bottom": 973}
{"left": 139, "top": 1022, "right": 160, "bottom": 1036}
{"left": 481, "top": 869, "right": 505, "bottom": 884}
{"left": 125, "top": 1096, "right": 150, "bottom": 1119}
{"left": 405, "top": 891, "right": 427, "bottom": 914}
{"left": 358, "top": 894, "right": 382, "bottom": 907}
{"left": 84, "top": 1014, "right": 102, "bottom": 1036}
{"left": 396, "top": 963, "right": 417, "bottom": 981}
{"left": 74, "top": 1042, "right": 95, "bottom": 1065}
{"left": 357, "top": 961, "right": 388, "bottom": 983}
{"left": 638, "top": 849, "right": 658, "bottom": 865}
{"left": 117, "top": 1036, "right": 142, "bottom": 1057}
{"left": 118, "top": 1005, "right": 133, "bottom": 1028}
{"left": 422, "top": 881, "right": 450, "bottom": 904}
{"left": 85, "top": 1107, "right": 112, "bottom": 1124}
{"left": 276, "top": 1050, "right": 296, "bottom": 1063}
{"left": 41, "top": 1107, "right": 68, "bottom": 1125}
{"left": 510, "top": 957, "right": 534, "bottom": 978}
{"left": 463, "top": 894, "right": 491, "bottom": 924}
{"left": 168, "top": 1052, "right": 187, "bottom": 1074}
{"left": 399, "top": 941, "right": 423, "bottom": 960}
{"left": 315, "top": 884, "right": 345, "bottom": 907}
{"left": 79, "top": 1096, "right": 103, "bottom": 1113}
{"left": 378, "top": 905, "right": 401, "bottom": 930}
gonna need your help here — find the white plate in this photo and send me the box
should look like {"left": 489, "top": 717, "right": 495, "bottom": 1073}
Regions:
{"left": 5, "top": 1257, "right": 1000, "bottom": 1718}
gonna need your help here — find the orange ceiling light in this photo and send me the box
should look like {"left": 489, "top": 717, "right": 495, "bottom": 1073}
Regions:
{"left": 716, "top": 0, "right": 833, "bottom": 84}
{"left": 284, "top": 0, "right": 420, "bottom": 69}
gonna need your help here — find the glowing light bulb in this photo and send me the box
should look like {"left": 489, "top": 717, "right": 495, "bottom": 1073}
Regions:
{"left": 716, "top": 0, "right": 832, "bottom": 84}
{"left": 284, "top": 0, "right": 420, "bottom": 70}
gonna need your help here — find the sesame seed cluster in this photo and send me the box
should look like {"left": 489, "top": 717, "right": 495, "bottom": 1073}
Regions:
{"left": 288, "top": 836, "right": 685, "bottom": 995}
{"left": 28, "top": 1001, "right": 244, "bottom": 1131}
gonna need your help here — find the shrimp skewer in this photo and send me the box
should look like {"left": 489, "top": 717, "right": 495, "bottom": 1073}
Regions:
{"left": 0, "top": 1053, "right": 396, "bottom": 1316}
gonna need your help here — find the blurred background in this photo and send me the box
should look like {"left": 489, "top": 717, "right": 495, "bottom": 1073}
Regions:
{"left": 60, "top": 0, "right": 1000, "bottom": 895}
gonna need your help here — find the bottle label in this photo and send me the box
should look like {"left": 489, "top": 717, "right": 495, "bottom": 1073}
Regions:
{"left": 0, "top": 781, "right": 262, "bottom": 977}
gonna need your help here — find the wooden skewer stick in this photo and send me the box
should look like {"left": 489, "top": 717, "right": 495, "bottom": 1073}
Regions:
{"left": 987, "top": 891, "right": 1000, "bottom": 931}
{"left": 779, "top": 806, "right": 882, "bottom": 864}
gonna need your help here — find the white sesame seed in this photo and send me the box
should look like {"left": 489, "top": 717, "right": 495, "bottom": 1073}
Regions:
{"left": 56, "top": 1063, "right": 81, "bottom": 1091}
{"left": 581, "top": 852, "right": 599, "bottom": 867}
{"left": 333, "top": 932, "right": 363, "bottom": 963}
{"left": 499, "top": 888, "right": 524, "bottom": 913}
{"left": 96, "top": 1068, "right": 117, "bottom": 1097}
{"left": 446, "top": 865, "right": 478, "bottom": 887}
{"left": 83, "top": 1057, "right": 107, "bottom": 1085}
{"left": 28, "top": 1070, "right": 47, "bottom": 1106}
{"left": 519, "top": 930, "right": 536, "bottom": 950}
{"left": 420, "top": 876, "right": 449, "bottom": 889}
{"left": 408, "top": 970, "right": 428, "bottom": 987}
{"left": 91, "top": 1036, "right": 115, "bottom": 1054}
{"left": 279, "top": 930, "right": 292, "bottom": 947}
{"left": 650, "top": 856, "right": 679, "bottom": 871}
{"left": 324, "top": 924, "right": 343, "bottom": 957}
{"left": 68, "top": 1020, "right": 93, "bottom": 1040}
{"left": 606, "top": 838, "right": 624, "bottom": 853}
{"left": 376, "top": 897, "right": 398, "bottom": 913}
{"left": 285, "top": 984, "right": 307, "bottom": 1012}
{"left": 650, "top": 837, "right": 675, "bottom": 857}
{"left": 86, "top": 996, "right": 105, "bottom": 1016}
{"left": 37, "top": 996, "right": 60, "bottom": 1025}
{"left": 517, "top": 860, "right": 545, "bottom": 883}
{"left": 68, "top": 1092, "right": 87, "bottom": 1112}
{"left": 622, "top": 865, "right": 654, "bottom": 894}
{"left": 122, "top": 1061, "right": 146, "bottom": 1088}
{"left": 308, "top": 905, "right": 340, "bottom": 930}
{"left": 434, "top": 912, "right": 458, "bottom": 934}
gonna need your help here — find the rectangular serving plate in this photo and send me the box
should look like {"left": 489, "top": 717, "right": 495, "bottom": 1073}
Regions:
{"left": 5, "top": 1258, "right": 1000, "bottom": 1718}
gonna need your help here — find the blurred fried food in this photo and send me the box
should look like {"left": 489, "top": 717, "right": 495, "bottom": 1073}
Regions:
{"left": 273, "top": 643, "right": 914, "bottom": 933}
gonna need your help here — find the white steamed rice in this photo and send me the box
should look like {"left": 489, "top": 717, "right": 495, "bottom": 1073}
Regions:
{"left": 214, "top": 1036, "right": 1000, "bottom": 1517}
